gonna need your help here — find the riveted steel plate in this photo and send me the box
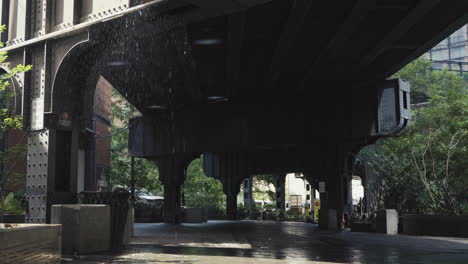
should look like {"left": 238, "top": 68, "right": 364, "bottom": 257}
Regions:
{"left": 26, "top": 130, "right": 49, "bottom": 223}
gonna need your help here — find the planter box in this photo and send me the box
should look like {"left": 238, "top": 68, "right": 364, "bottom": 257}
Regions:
{"left": 0, "top": 224, "right": 61, "bottom": 263}
{"left": 401, "top": 215, "right": 468, "bottom": 237}
{"left": 51, "top": 204, "right": 110, "bottom": 254}
{"left": 184, "top": 208, "right": 207, "bottom": 223}
{"left": 351, "top": 223, "right": 374, "bottom": 232}
{"left": 376, "top": 209, "right": 398, "bottom": 235}
{"left": 0, "top": 214, "right": 25, "bottom": 223}
{"left": 123, "top": 208, "right": 134, "bottom": 245}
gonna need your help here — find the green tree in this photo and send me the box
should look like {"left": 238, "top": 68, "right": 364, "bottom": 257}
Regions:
{"left": 394, "top": 57, "right": 465, "bottom": 104}
{"left": 0, "top": 25, "right": 32, "bottom": 216}
{"left": 183, "top": 157, "right": 225, "bottom": 210}
{"left": 110, "top": 88, "right": 161, "bottom": 194}
{"left": 360, "top": 57, "right": 468, "bottom": 215}
{"left": 252, "top": 174, "right": 276, "bottom": 202}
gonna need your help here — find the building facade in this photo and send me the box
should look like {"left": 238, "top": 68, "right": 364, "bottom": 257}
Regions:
{"left": 427, "top": 24, "right": 468, "bottom": 74}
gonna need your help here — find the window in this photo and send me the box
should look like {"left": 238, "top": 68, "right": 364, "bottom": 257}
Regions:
{"left": 450, "top": 46, "right": 466, "bottom": 59}
{"left": 432, "top": 49, "right": 449, "bottom": 60}
{"left": 306, "top": 195, "right": 311, "bottom": 200}
{"left": 290, "top": 195, "right": 302, "bottom": 207}
{"left": 403, "top": 91, "right": 408, "bottom": 110}
{"left": 306, "top": 184, "right": 310, "bottom": 191}
{"left": 449, "top": 27, "right": 467, "bottom": 44}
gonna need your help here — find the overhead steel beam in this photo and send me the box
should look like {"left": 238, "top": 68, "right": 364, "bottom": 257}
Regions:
{"left": 356, "top": 0, "right": 440, "bottom": 71}
{"left": 301, "top": 0, "right": 375, "bottom": 85}
{"left": 384, "top": 11, "right": 468, "bottom": 77}
{"left": 225, "top": 12, "right": 246, "bottom": 97}
{"left": 265, "top": 0, "right": 313, "bottom": 89}
{"left": 0, "top": 0, "right": 167, "bottom": 52}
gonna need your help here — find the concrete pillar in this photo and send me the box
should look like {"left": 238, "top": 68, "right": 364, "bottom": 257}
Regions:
{"left": 69, "top": 119, "right": 80, "bottom": 194}
{"left": 163, "top": 182, "right": 182, "bottom": 223}
{"left": 157, "top": 155, "right": 194, "bottom": 223}
{"left": 318, "top": 192, "right": 329, "bottom": 229}
{"left": 223, "top": 178, "right": 241, "bottom": 220}
{"left": 202, "top": 152, "right": 247, "bottom": 221}
{"left": 226, "top": 192, "right": 239, "bottom": 220}
{"left": 274, "top": 174, "right": 286, "bottom": 218}
{"left": 243, "top": 177, "right": 253, "bottom": 215}
{"left": 318, "top": 166, "right": 345, "bottom": 230}
{"left": 376, "top": 209, "right": 398, "bottom": 235}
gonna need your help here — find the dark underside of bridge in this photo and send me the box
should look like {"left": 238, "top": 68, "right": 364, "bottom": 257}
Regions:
{"left": 57, "top": 0, "right": 468, "bottom": 224}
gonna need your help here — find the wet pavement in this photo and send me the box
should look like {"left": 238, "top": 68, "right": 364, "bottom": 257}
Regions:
{"left": 63, "top": 221, "right": 468, "bottom": 264}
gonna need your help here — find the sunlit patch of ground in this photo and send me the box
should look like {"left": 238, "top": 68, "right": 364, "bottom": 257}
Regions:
{"left": 134, "top": 242, "right": 253, "bottom": 249}
{"left": 88, "top": 252, "right": 347, "bottom": 264}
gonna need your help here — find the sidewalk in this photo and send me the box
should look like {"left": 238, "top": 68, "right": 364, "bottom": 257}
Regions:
{"left": 62, "top": 221, "right": 468, "bottom": 264}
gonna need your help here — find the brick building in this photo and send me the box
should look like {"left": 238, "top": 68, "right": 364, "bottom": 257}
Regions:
{"left": 93, "top": 77, "right": 113, "bottom": 191}
{"left": 1, "top": 76, "right": 112, "bottom": 193}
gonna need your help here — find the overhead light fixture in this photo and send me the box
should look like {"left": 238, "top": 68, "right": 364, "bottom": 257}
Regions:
{"left": 207, "top": 96, "right": 228, "bottom": 103}
{"left": 107, "top": 61, "right": 129, "bottom": 67}
{"left": 146, "top": 105, "right": 167, "bottom": 110}
{"left": 193, "top": 39, "right": 223, "bottom": 45}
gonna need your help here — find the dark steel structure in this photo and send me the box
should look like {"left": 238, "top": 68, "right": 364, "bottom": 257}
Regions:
{"left": 1, "top": 0, "right": 467, "bottom": 228}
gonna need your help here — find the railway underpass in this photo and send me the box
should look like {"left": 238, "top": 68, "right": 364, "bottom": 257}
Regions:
{"left": 65, "top": 221, "right": 468, "bottom": 264}
{"left": 1, "top": 0, "right": 468, "bottom": 263}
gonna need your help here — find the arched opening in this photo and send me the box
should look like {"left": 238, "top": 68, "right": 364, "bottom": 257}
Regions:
{"left": 183, "top": 156, "right": 224, "bottom": 220}
{"left": 238, "top": 173, "right": 317, "bottom": 222}
{"left": 0, "top": 67, "right": 27, "bottom": 194}
{"left": 351, "top": 175, "right": 365, "bottom": 213}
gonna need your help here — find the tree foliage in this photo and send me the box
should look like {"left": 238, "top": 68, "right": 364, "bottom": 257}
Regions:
{"left": 183, "top": 157, "right": 225, "bottom": 210}
{"left": 0, "top": 25, "right": 31, "bottom": 214}
{"left": 252, "top": 174, "right": 276, "bottom": 202}
{"left": 0, "top": 192, "right": 24, "bottom": 215}
{"left": 360, "top": 58, "right": 468, "bottom": 215}
{"left": 394, "top": 58, "right": 466, "bottom": 104}
{"left": 110, "top": 88, "right": 162, "bottom": 194}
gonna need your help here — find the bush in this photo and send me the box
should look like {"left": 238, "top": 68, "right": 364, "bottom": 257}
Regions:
{"left": 207, "top": 207, "right": 226, "bottom": 219}
{"left": 0, "top": 192, "right": 25, "bottom": 215}
{"left": 238, "top": 204, "right": 249, "bottom": 219}
{"left": 133, "top": 197, "right": 163, "bottom": 222}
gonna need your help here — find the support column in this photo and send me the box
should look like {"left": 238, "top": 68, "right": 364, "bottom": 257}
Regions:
{"left": 223, "top": 177, "right": 242, "bottom": 220}
{"left": 69, "top": 119, "right": 80, "bottom": 194}
{"left": 202, "top": 152, "right": 247, "bottom": 221}
{"left": 243, "top": 177, "right": 253, "bottom": 216}
{"left": 318, "top": 166, "right": 345, "bottom": 230}
{"left": 274, "top": 174, "right": 286, "bottom": 219}
{"left": 157, "top": 155, "right": 195, "bottom": 223}
{"left": 163, "top": 182, "right": 182, "bottom": 223}
{"left": 26, "top": 130, "right": 51, "bottom": 223}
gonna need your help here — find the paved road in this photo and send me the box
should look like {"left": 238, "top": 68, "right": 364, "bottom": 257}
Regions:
{"left": 63, "top": 221, "right": 468, "bottom": 264}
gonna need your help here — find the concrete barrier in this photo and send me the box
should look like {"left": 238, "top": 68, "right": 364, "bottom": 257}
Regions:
{"left": 203, "top": 208, "right": 208, "bottom": 222}
{"left": 350, "top": 223, "right": 374, "bottom": 232}
{"left": 51, "top": 204, "right": 110, "bottom": 254}
{"left": 0, "top": 224, "right": 61, "bottom": 263}
{"left": 401, "top": 215, "right": 468, "bottom": 237}
{"left": 123, "top": 208, "right": 134, "bottom": 245}
{"left": 0, "top": 214, "right": 25, "bottom": 223}
{"left": 376, "top": 209, "right": 398, "bottom": 235}
{"left": 184, "top": 208, "right": 206, "bottom": 223}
